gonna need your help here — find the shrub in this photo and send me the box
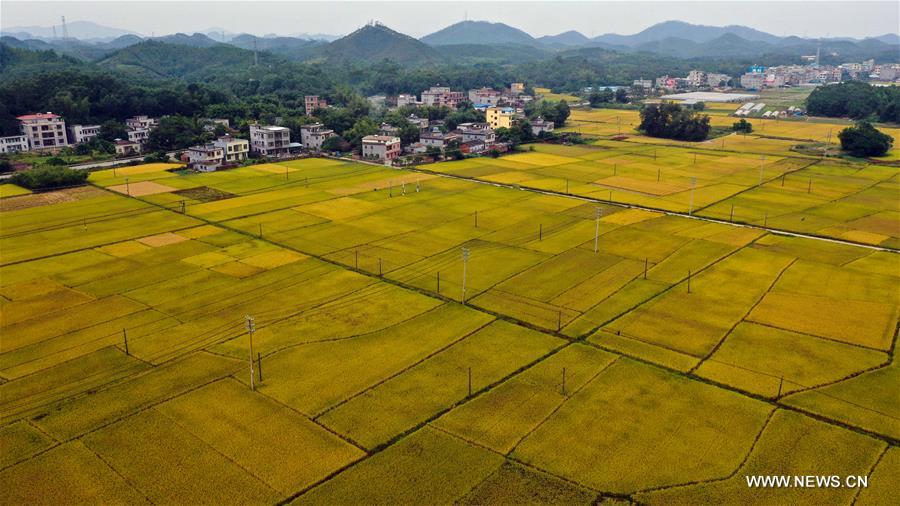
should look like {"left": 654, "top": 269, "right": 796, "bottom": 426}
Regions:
{"left": 9, "top": 166, "right": 88, "bottom": 190}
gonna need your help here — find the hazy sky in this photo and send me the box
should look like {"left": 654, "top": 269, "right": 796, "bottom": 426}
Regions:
{"left": 2, "top": 1, "right": 898, "bottom": 39}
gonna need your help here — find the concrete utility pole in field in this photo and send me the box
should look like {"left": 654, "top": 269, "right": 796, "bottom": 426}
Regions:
{"left": 245, "top": 316, "right": 256, "bottom": 390}
{"left": 594, "top": 207, "right": 602, "bottom": 253}
{"left": 461, "top": 247, "right": 470, "bottom": 304}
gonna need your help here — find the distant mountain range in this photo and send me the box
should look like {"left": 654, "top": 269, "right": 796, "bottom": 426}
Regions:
{"left": 2, "top": 19, "right": 897, "bottom": 67}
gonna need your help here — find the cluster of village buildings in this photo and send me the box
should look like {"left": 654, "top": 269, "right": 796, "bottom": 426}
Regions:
{"left": 1, "top": 82, "right": 557, "bottom": 171}
{"left": 630, "top": 60, "right": 900, "bottom": 94}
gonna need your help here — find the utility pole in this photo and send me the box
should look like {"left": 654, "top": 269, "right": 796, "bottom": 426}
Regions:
{"left": 245, "top": 316, "right": 256, "bottom": 390}
{"left": 437, "top": 271, "right": 440, "bottom": 293}
{"left": 125, "top": 177, "right": 130, "bottom": 196}
{"left": 461, "top": 247, "right": 470, "bottom": 304}
{"left": 758, "top": 155, "right": 765, "bottom": 186}
{"left": 807, "top": 176, "right": 812, "bottom": 194}
{"left": 539, "top": 224, "right": 543, "bottom": 241}
{"left": 416, "top": 179, "right": 420, "bottom": 192}
{"left": 467, "top": 366, "right": 472, "bottom": 396}
{"left": 688, "top": 177, "right": 697, "bottom": 215}
{"left": 180, "top": 200, "right": 185, "bottom": 214}
{"left": 474, "top": 210, "right": 478, "bottom": 228}
{"left": 561, "top": 367, "right": 567, "bottom": 395}
{"left": 594, "top": 207, "right": 602, "bottom": 253}
{"left": 687, "top": 270, "right": 692, "bottom": 294}
{"left": 643, "top": 258, "right": 648, "bottom": 279}
{"left": 123, "top": 328, "right": 129, "bottom": 355}
{"left": 617, "top": 116, "right": 621, "bottom": 135}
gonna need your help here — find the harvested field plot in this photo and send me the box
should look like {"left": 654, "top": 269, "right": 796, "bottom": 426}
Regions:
{"left": 2, "top": 157, "right": 897, "bottom": 503}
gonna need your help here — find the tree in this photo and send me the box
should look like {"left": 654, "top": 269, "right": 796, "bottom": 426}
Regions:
{"left": 733, "top": 119, "right": 753, "bottom": 133}
{"left": 639, "top": 103, "right": 710, "bottom": 142}
{"left": 806, "top": 82, "right": 900, "bottom": 122}
{"left": 838, "top": 122, "right": 893, "bottom": 157}
{"left": 615, "top": 88, "right": 629, "bottom": 103}
{"left": 345, "top": 117, "right": 379, "bottom": 150}
{"left": 147, "top": 116, "right": 204, "bottom": 151}
{"left": 321, "top": 135, "right": 346, "bottom": 152}
{"left": 0, "top": 158, "right": 12, "bottom": 173}
{"left": 692, "top": 102, "right": 705, "bottom": 111}
{"left": 99, "top": 120, "right": 128, "bottom": 142}
{"left": 589, "top": 89, "right": 614, "bottom": 107}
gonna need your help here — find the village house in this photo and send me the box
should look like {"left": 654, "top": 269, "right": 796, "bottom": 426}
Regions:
{"left": 455, "top": 122, "right": 496, "bottom": 146}
{"left": 485, "top": 107, "right": 517, "bottom": 129}
{"left": 421, "top": 86, "right": 465, "bottom": 109}
{"left": 68, "top": 124, "right": 101, "bottom": 144}
{"left": 361, "top": 135, "right": 401, "bottom": 162}
{"left": 17, "top": 112, "right": 68, "bottom": 151}
{"left": 305, "top": 95, "right": 327, "bottom": 116}
{"left": 0, "top": 135, "right": 30, "bottom": 153}
{"left": 213, "top": 135, "right": 249, "bottom": 163}
{"left": 531, "top": 117, "right": 555, "bottom": 136}
{"left": 187, "top": 144, "right": 225, "bottom": 172}
{"left": 397, "top": 94, "right": 420, "bottom": 107}
{"left": 250, "top": 123, "right": 299, "bottom": 157}
{"left": 299, "top": 123, "right": 336, "bottom": 150}
{"left": 114, "top": 139, "right": 142, "bottom": 157}
{"left": 419, "top": 127, "right": 462, "bottom": 151}
{"left": 468, "top": 87, "right": 502, "bottom": 106}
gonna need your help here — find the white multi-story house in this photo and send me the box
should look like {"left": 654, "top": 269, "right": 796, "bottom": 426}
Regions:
{"left": 455, "top": 123, "right": 496, "bottom": 145}
{"left": 250, "top": 123, "right": 296, "bottom": 157}
{"left": 125, "top": 115, "right": 159, "bottom": 130}
{"left": 68, "top": 124, "right": 101, "bottom": 144}
{"left": 299, "top": 123, "right": 335, "bottom": 150}
{"left": 0, "top": 135, "right": 29, "bottom": 153}
{"left": 419, "top": 127, "right": 462, "bottom": 151}
{"left": 213, "top": 135, "right": 249, "bottom": 163}
{"left": 124, "top": 115, "right": 158, "bottom": 145}
{"left": 531, "top": 117, "right": 555, "bottom": 136}
{"left": 361, "top": 135, "right": 401, "bottom": 162}
{"left": 127, "top": 128, "right": 152, "bottom": 144}
{"left": 17, "top": 113, "right": 68, "bottom": 151}
{"left": 187, "top": 144, "right": 225, "bottom": 172}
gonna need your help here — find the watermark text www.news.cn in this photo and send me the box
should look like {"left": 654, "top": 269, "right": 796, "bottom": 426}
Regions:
{"left": 745, "top": 475, "right": 868, "bottom": 488}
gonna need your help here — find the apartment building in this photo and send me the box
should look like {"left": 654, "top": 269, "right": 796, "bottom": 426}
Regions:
{"left": 68, "top": 124, "right": 101, "bottom": 144}
{"left": 510, "top": 82, "right": 525, "bottom": 94}
{"left": 17, "top": 113, "right": 68, "bottom": 151}
{"left": 299, "top": 123, "right": 336, "bottom": 150}
{"left": 187, "top": 144, "right": 225, "bottom": 172}
{"left": 213, "top": 135, "right": 249, "bottom": 163}
{"left": 0, "top": 135, "right": 29, "bottom": 153}
{"left": 361, "top": 135, "right": 401, "bottom": 162}
{"left": 305, "top": 95, "right": 327, "bottom": 116}
{"left": 421, "top": 86, "right": 465, "bottom": 108}
{"left": 250, "top": 123, "right": 297, "bottom": 157}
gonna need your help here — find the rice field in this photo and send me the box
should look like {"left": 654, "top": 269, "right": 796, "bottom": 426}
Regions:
{"left": 423, "top": 138, "right": 899, "bottom": 248}
{"left": 0, "top": 154, "right": 897, "bottom": 504}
